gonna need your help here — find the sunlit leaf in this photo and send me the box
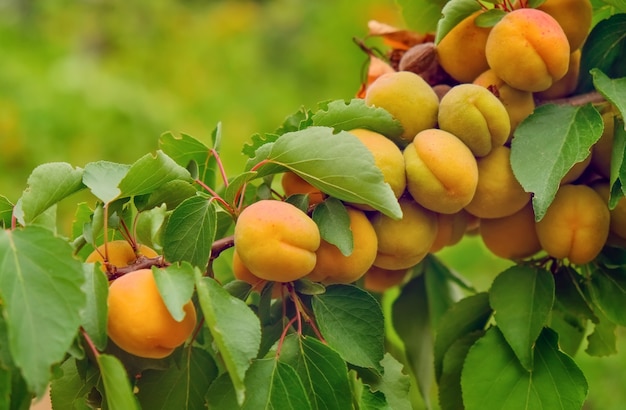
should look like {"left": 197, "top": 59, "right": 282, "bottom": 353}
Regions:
{"left": 196, "top": 276, "right": 261, "bottom": 405}
{"left": 159, "top": 131, "right": 216, "bottom": 188}
{"left": 0, "top": 227, "right": 85, "bottom": 396}
{"left": 82, "top": 161, "right": 130, "bottom": 204}
{"left": 398, "top": 0, "right": 448, "bottom": 34}
{"left": 0, "top": 196, "right": 14, "bottom": 229}
{"left": 152, "top": 263, "right": 197, "bottom": 322}
{"left": 510, "top": 103, "right": 603, "bottom": 220}
{"left": 117, "top": 150, "right": 192, "bottom": 198}
{"left": 98, "top": 354, "right": 140, "bottom": 410}
{"left": 585, "top": 310, "right": 617, "bottom": 357}
{"left": 434, "top": 0, "right": 482, "bottom": 44}
{"left": 312, "top": 284, "right": 385, "bottom": 372}
{"left": 489, "top": 266, "right": 555, "bottom": 371}
{"left": 312, "top": 198, "right": 352, "bottom": 256}
{"left": 372, "top": 353, "right": 412, "bottom": 410}
{"left": 135, "top": 179, "right": 197, "bottom": 212}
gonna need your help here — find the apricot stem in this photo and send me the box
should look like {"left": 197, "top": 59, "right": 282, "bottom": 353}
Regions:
{"left": 209, "top": 148, "right": 229, "bottom": 188}
{"left": 107, "top": 255, "right": 168, "bottom": 281}
{"left": 80, "top": 327, "right": 100, "bottom": 359}
{"left": 194, "top": 179, "right": 234, "bottom": 215}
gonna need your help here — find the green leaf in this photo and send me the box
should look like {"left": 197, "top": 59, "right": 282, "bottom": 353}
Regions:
{"left": 82, "top": 161, "right": 130, "bottom": 204}
{"left": 0, "top": 196, "right": 13, "bottom": 229}
{"left": 16, "top": 162, "right": 85, "bottom": 225}
{"left": 0, "top": 227, "right": 85, "bottom": 396}
{"left": 610, "top": 118, "right": 626, "bottom": 208}
{"left": 242, "top": 133, "right": 281, "bottom": 159}
{"left": 159, "top": 131, "right": 217, "bottom": 188}
{"left": 510, "top": 103, "right": 603, "bottom": 220}
{"left": 373, "top": 353, "right": 412, "bottom": 410}
{"left": 398, "top": 0, "right": 447, "bottom": 34}
{"left": 434, "top": 292, "right": 492, "bottom": 381}
{"left": 97, "top": 354, "right": 140, "bottom": 410}
{"left": 438, "top": 331, "right": 483, "bottom": 410}
{"left": 135, "top": 204, "right": 167, "bottom": 253}
{"left": 196, "top": 276, "right": 261, "bottom": 405}
{"left": 136, "top": 347, "right": 218, "bottom": 410}
{"left": 50, "top": 358, "right": 100, "bottom": 410}
{"left": 577, "top": 14, "right": 626, "bottom": 93}
{"left": 248, "top": 127, "right": 402, "bottom": 219}
{"left": 592, "top": 70, "right": 626, "bottom": 123}
{"left": 310, "top": 99, "right": 404, "bottom": 147}
{"left": 548, "top": 309, "right": 586, "bottom": 357}
{"left": 553, "top": 266, "right": 597, "bottom": 323}
{"left": 312, "top": 198, "right": 352, "bottom": 256}
{"left": 152, "top": 263, "right": 197, "bottom": 322}
{"left": 474, "top": 8, "right": 506, "bottom": 27}
{"left": 278, "top": 334, "right": 352, "bottom": 410}
{"left": 312, "top": 284, "right": 385, "bottom": 372}
{"left": 589, "top": 265, "right": 626, "bottom": 326}
{"left": 434, "top": 0, "right": 482, "bottom": 44}
{"left": 135, "top": 179, "right": 197, "bottom": 212}
{"left": 80, "top": 263, "right": 109, "bottom": 351}
{"left": 206, "top": 359, "right": 312, "bottom": 410}
{"left": 489, "top": 266, "right": 555, "bottom": 371}
{"left": 423, "top": 255, "right": 457, "bottom": 328}
{"left": 117, "top": 150, "right": 192, "bottom": 198}
{"left": 462, "top": 327, "right": 587, "bottom": 410}
{"left": 585, "top": 310, "right": 617, "bottom": 357}
{"left": 391, "top": 275, "right": 433, "bottom": 407}
{"left": 163, "top": 196, "right": 217, "bottom": 270}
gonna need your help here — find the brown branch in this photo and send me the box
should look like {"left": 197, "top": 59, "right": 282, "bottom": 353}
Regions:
{"left": 537, "top": 90, "right": 606, "bottom": 107}
{"left": 210, "top": 235, "right": 235, "bottom": 262}
{"left": 107, "top": 255, "right": 169, "bottom": 281}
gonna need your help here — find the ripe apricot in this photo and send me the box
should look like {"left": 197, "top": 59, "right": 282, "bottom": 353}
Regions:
{"left": 429, "top": 211, "right": 470, "bottom": 253}
{"left": 560, "top": 154, "right": 591, "bottom": 185}
{"left": 437, "top": 84, "right": 511, "bottom": 157}
{"left": 404, "top": 128, "right": 478, "bottom": 214}
{"left": 464, "top": 146, "right": 531, "bottom": 219}
{"left": 281, "top": 171, "right": 325, "bottom": 205}
{"left": 232, "top": 250, "right": 267, "bottom": 292}
{"left": 86, "top": 240, "right": 159, "bottom": 270}
{"left": 370, "top": 198, "right": 438, "bottom": 270}
{"left": 535, "top": 184, "right": 610, "bottom": 264}
{"left": 363, "top": 265, "right": 408, "bottom": 293}
{"left": 535, "top": 49, "right": 581, "bottom": 100}
{"left": 436, "top": 11, "right": 491, "bottom": 83}
{"left": 348, "top": 128, "right": 406, "bottom": 202}
{"left": 537, "top": 0, "right": 592, "bottom": 51}
{"left": 479, "top": 202, "right": 542, "bottom": 260}
{"left": 107, "top": 269, "right": 197, "bottom": 359}
{"left": 473, "top": 69, "right": 535, "bottom": 137}
{"left": 306, "top": 207, "right": 378, "bottom": 284}
{"left": 590, "top": 110, "right": 616, "bottom": 179}
{"left": 234, "top": 200, "right": 320, "bottom": 282}
{"left": 485, "top": 8, "right": 570, "bottom": 92}
{"left": 364, "top": 71, "right": 439, "bottom": 144}
{"left": 591, "top": 181, "right": 626, "bottom": 241}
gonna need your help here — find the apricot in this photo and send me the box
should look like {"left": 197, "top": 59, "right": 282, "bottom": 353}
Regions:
{"left": 473, "top": 69, "right": 535, "bottom": 137}
{"left": 234, "top": 200, "right": 320, "bottom": 282}
{"left": 429, "top": 211, "right": 470, "bottom": 253}
{"left": 537, "top": 0, "right": 593, "bottom": 51}
{"left": 404, "top": 128, "right": 479, "bottom": 214}
{"left": 436, "top": 11, "right": 492, "bottom": 83}
{"left": 232, "top": 250, "right": 267, "bottom": 292}
{"left": 348, "top": 128, "right": 406, "bottom": 201}
{"left": 485, "top": 8, "right": 570, "bottom": 92}
{"left": 535, "top": 49, "right": 581, "bottom": 101}
{"left": 590, "top": 110, "right": 616, "bottom": 179}
{"left": 364, "top": 71, "right": 439, "bottom": 144}
{"left": 306, "top": 207, "right": 378, "bottom": 284}
{"left": 86, "top": 240, "right": 159, "bottom": 271}
{"left": 560, "top": 153, "right": 591, "bottom": 185}
{"left": 370, "top": 198, "right": 438, "bottom": 270}
{"left": 437, "top": 83, "right": 511, "bottom": 157}
{"left": 464, "top": 146, "right": 531, "bottom": 219}
{"left": 479, "top": 202, "right": 542, "bottom": 260}
{"left": 535, "top": 184, "right": 610, "bottom": 264}
{"left": 107, "top": 269, "right": 197, "bottom": 359}
{"left": 363, "top": 265, "right": 408, "bottom": 293}
{"left": 281, "top": 171, "right": 325, "bottom": 205}
{"left": 591, "top": 181, "right": 626, "bottom": 241}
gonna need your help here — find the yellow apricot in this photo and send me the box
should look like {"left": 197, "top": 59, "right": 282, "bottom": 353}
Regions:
{"left": 464, "top": 146, "right": 531, "bottom": 219}
{"left": 429, "top": 211, "right": 470, "bottom": 253}
{"left": 363, "top": 265, "right": 409, "bottom": 293}
{"left": 364, "top": 71, "right": 439, "bottom": 144}
{"left": 591, "top": 181, "right": 626, "bottom": 241}
{"left": 86, "top": 240, "right": 159, "bottom": 271}
{"left": 306, "top": 207, "right": 378, "bottom": 284}
{"left": 348, "top": 128, "right": 406, "bottom": 201}
{"left": 438, "top": 83, "right": 511, "bottom": 157}
{"left": 537, "top": 0, "right": 593, "bottom": 51}
{"left": 234, "top": 200, "right": 320, "bottom": 282}
{"left": 436, "top": 11, "right": 491, "bottom": 83}
{"left": 535, "top": 184, "right": 610, "bottom": 264}
{"left": 232, "top": 250, "right": 267, "bottom": 292}
{"left": 485, "top": 8, "right": 570, "bottom": 92}
{"left": 473, "top": 69, "right": 535, "bottom": 137}
{"left": 479, "top": 202, "right": 542, "bottom": 260}
{"left": 404, "top": 128, "right": 479, "bottom": 214}
{"left": 281, "top": 171, "right": 325, "bottom": 205}
{"left": 590, "top": 110, "right": 616, "bottom": 179}
{"left": 107, "top": 269, "right": 197, "bottom": 359}
{"left": 370, "top": 198, "right": 438, "bottom": 270}
{"left": 561, "top": 154, "right": 591, "bottom": 185}
{"left": 535, "top": 49, "right": 581, "bottom": 100}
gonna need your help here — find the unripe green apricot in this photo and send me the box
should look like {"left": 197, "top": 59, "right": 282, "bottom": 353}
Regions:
{"left": 234, "top": 200, "right": 320, "bottom": 282}
{"left": 404, "top": 128, "right": 478, "bottom": 214}
{"left": 370, "top": 197, "right": 438, "bottom": 270}
{"left": 464, "top": 146, "right": 531, "bottom": 219}
{"left": 485, "top": 8, "right": 570, "bottom": 92}
{"left": 438, "top": 84, "right": 510, "bottom": 157}
{"left": 535, "top": 184, "right": 609, "bottom": 264}
{"left": 364, "top": 71, "right": 439, "bottom": 144}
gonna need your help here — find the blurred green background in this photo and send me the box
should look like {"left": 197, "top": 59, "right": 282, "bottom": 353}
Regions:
{"left": 1, "top": 1, "right": 622, "bottom": 409}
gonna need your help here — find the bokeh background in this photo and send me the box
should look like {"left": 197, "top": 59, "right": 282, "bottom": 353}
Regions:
{"left": 0, "top": 1, "right": 620, "bottom": 409}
